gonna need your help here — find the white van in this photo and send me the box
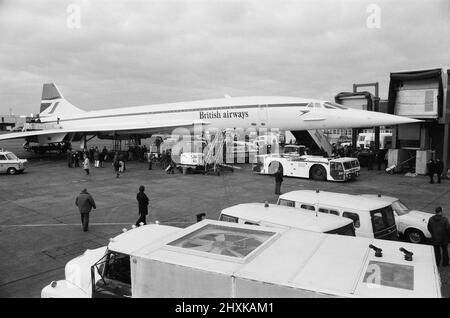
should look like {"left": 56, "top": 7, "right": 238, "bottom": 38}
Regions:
{"left": 219, "top": 203, "right": 355, "bottom": 236}
{"left": 277, "top": 190, "right": 398, "bottom": 241}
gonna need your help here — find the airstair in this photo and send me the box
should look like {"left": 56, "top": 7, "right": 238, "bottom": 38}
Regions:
{"left": 203, "top": 132, "right": 226, "bottom": 175}
{"left": 291, "top": 130, "right": 333, "bottom": 156}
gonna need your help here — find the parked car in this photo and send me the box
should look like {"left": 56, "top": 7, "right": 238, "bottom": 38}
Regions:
{"left": 0, "top": 150, "right": 27, "bottom": 175}
{"left": 359, "top": 194, "right": 432, "bottom": 244}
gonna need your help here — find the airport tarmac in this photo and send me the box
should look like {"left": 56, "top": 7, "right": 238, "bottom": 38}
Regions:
{"left": 0, "top": 141, "right": 449, "bottom": 297}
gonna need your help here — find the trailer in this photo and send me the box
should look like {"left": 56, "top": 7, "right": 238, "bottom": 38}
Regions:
{"left": 254, "top": 154, "right": 360, "bottom": 182}
{"left": 41, "top": 220, "right": 441, "bottom": 298}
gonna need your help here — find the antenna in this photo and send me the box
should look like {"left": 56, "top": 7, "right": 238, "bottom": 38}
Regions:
{"left": 369, "top": 244, "right": 383, "bottom": 257}
{"left": 399, "top": 247, "right": 413, "bottom": 261}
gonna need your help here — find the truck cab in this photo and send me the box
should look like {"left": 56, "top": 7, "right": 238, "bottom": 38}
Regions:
{"left": 41, "top": 224, "right": 181, "bottom": 298}
{"left": 0, "top": 150, "right": 27, "bottom": 175}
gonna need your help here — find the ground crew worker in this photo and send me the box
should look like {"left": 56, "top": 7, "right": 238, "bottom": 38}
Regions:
{"left": 75, "top": 188, "right": 96, "bottom": 232}
{"left": 427, "top": 159, "right": 436, "bottom": 184}
{"left": 67, "top": 150, "right": 73, "bottom": 168}
{"left": 113, "top": 152, "right": 120, "bottom": 178}
{"left": 427, "top": 206, "right": 450, "bottom": 266}
{"left": 147, "top": 151, "right": 153, "bottom": 170}
{"left": 83, "top": 155, "right": 90, "bottom": 176}
{"left": 101, "top": 146, "right": 108, "bottom": 167}
{"left": 367, "top": 147, "right": 374, "bottom": 170}
{"left": 435, "top": 158, "right": 444, "bottom": 183}
{"left": 136, "top": 185, "right": 149, "bottom": 226}
{"left": 274, "top": 166, "right": 283, "bottom": 195}
{"left": 93, "top": 148, "right": 100, "bottom": 168}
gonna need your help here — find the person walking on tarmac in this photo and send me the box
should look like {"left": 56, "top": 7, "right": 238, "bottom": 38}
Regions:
{"left": 274, "top": 166, "right": 283, "bottom": 195}
{"left": 136, "top": 185, "right": 149, "bottom": 226}
{"left": 83, "top": 154, "right": 90, "bottom": 176}
{"left": 427, "top": 207, "right": 450, "bottom": 266}
{"left": 75, "top": 188, "right": 96, "bottom": 232}
{"left": 367, "top": 147, "right": 375, "bottom": 170}
{"left": 112, "top": 152, "right": 120, "bottom": 178}
{"left": 427, "top": 159, "right": 436, "bottom": 184}
{"left": 435, "top": 158, "right": 444, "bottom": 183}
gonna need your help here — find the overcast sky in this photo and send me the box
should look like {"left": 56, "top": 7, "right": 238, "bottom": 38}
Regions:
{"left": 0, "top": 0, "right": 449, "bottom": 115}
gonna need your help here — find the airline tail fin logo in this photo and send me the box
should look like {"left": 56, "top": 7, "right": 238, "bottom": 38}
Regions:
{"left": 39, "top": 83, "right": 85, "bottom": 117}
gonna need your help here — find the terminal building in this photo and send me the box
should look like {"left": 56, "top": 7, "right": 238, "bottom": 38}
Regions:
{"left": 0, "top": 115, "right": 24, "bottom": 131}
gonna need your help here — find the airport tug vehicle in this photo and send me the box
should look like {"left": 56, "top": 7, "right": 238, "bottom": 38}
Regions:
{"left": 42, "top": 220, "right": 441, "bottom": 298}
{"left": 254, "top": 154, "right": 360, "bottom": 182}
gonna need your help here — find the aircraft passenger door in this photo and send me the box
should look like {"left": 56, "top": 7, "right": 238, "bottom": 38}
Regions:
{"left": 257, "top": 104, "right": 268, "bottom": 128}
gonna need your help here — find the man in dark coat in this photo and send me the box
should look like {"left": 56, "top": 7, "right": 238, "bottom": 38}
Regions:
{"left": 427, "top": 206, "right": 450, "bottom": 266}
{"left": 435, "top": 158, "right": 444, "bottom": 183}
{"left": 75, "top": 188, "right": 96, "bottom": 232}
{"left": 274, "top": 166, "right": 283, "bottom": 195}
{"left": 136, "top": 185, "right": 149, "bottom": 226}
{"left": 427, "top": 159, "right": 436, "bottom": 184}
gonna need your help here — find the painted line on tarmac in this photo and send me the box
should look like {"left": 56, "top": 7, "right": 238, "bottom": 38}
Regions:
{"left": 0, "top": 222, "right": 132, "bottom": 228}
{"left": 0, "top": 221, "right": 195, "bottom": 228}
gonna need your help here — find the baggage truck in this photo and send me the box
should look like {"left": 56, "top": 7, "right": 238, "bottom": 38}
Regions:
{"left": 41, "top": 220, "right": 441, "bottom": 298}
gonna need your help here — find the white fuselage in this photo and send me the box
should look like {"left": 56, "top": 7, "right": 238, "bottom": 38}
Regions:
{"left": 39, "top": 96, "right": 416, "bottom": 135}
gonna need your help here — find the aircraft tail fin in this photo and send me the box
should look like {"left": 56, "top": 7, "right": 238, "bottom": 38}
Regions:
{"left": 39, "top": 83, "right": 85, "bottom": 118}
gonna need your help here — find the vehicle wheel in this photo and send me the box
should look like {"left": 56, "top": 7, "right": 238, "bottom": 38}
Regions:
{"left": 7, "top": 167, "right": 17, "bottom": 175}
{"left": 405, "top": 229, "right": 425, "bottom": 244}
{"left": 310, "top": 165, "right": 326, "bottom": 181}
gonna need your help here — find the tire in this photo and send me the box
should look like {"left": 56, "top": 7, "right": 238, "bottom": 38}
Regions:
{"left": 404, "top": 228, "right": 425, "bottom": 244}
{"left": 310, "top": 165, "right": 327, "bottom": 181}
{"left": 7, "top": 167, "right": 17, "bottom": 175}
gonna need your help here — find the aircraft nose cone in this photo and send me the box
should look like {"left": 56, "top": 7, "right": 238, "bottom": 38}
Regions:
{"left": 369, "top": 112, "right": 421, "bottom": 126}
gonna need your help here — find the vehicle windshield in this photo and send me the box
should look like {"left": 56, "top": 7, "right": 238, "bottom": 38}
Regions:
{"left": 92, "top": 251, "right": 131, "bottom": 298}
{"left": 330, "top": 161, "right": 343, "bottom": 172}
{"left": 325, "top": 223, "right": 355, "bottom": 236}
{"left": 391, "top": 200, "right": 410, "bottom": 216}
{"left": 5, "top": 153, "right": 18, "bottom": 160}
{"left": 343, "top": 161, "right": 353, "bottom": 170}
{"left": 370, "top": 205, "right": 396, "bottom": 233}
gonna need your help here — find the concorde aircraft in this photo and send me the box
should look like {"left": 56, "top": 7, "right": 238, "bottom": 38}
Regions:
{"left": 0, "top": 83, "right": 418, "bottom": 148}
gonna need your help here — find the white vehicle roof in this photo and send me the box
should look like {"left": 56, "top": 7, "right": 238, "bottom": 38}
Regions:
{"left": 279, "top": 190, "right": 389, "bottom": 211}
{"left": 220, "top": 203, "right": 352, "bottom": 232}
{"left": 108, "top": 224, "right": 181, "bottom": 255}
{"left": 359, "top": 194, "right": 398, "bottom": 203}
{"left": 117, "top": 220, "right": 440, "bottom": 298}
{"left": 332, "top": 157, "right": 359, "bottom": 162}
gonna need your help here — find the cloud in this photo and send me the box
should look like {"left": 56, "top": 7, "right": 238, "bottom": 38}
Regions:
{"left": 0, "top": 0, "right": 448, "bottom": 114}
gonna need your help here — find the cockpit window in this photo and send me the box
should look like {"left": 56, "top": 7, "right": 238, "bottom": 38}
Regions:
{"left": 324, "top": 102, "right": 347, "bottom": 109}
